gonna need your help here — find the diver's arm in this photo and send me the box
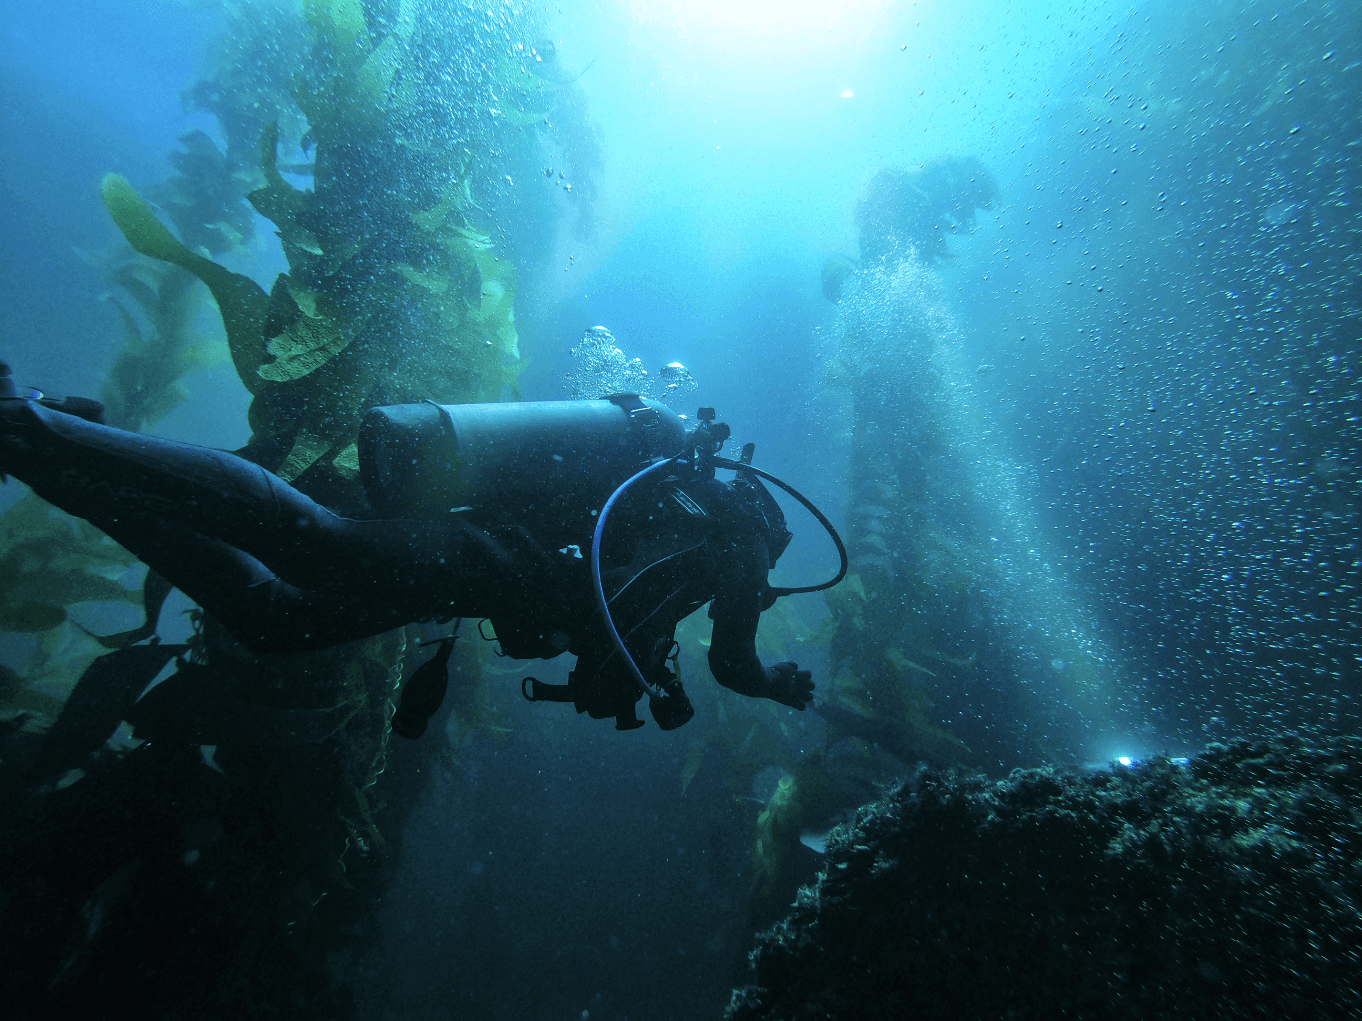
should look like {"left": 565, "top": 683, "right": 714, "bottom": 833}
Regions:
{"left": 707, "top": 532, "right": 814, "bottom": 710}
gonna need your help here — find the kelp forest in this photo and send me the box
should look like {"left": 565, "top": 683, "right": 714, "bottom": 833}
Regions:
{"left": 0, "top": 1, "right": 595, "bottom": 1013}
{"left": 3, "top": 6, "right": 1070, "bottom": 1012}
{"left": 7, "top": 0, "right": 1355, "bottom": 1017}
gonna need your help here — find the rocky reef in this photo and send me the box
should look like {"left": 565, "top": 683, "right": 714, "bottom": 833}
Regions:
{"left": 729, "top": 732, "right": 1362, "bottom": 1020}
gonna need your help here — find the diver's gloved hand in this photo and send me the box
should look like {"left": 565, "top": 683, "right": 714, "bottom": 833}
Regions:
{"left": 764, "top": 661, "right": 814, "bottom": 710}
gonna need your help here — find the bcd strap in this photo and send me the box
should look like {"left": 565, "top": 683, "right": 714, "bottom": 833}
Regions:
{"left": 607, "top": 393, "right": 664, "bottom": 457}
{"left": 522, "top": 676, "right": 573, "bottom": 703}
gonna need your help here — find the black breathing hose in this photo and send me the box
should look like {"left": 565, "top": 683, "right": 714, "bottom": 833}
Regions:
{"left": 707, "top": 455, "right": 848, "bottom": 596}
{"left": 590, "top": 454, "right": 848, "bottom": 703}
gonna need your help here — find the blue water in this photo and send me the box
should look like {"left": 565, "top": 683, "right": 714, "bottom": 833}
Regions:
{"left": 1, "top": 1, "right": 1357, "bottom": 1018}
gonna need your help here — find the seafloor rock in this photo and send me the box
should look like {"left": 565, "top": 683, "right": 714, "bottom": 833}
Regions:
{"left": 728, "top": 733, "right": 1362, "bottom": 1021}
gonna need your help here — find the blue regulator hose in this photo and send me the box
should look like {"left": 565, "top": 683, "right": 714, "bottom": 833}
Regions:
{"left": 590, "top": 455, "right": 683, "bottom": 703}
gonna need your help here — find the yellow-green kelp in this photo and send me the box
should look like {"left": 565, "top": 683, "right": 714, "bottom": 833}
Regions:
{"left": 0, "top": 1, "right": 566, "bottom": 1014}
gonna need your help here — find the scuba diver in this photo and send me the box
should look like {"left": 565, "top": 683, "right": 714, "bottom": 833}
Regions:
{"left": 0, "top": 356, "right": 844, "bottom": 735}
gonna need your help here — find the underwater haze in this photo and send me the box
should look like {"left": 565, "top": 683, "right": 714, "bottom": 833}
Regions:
{"left": 0, "top": 1, "right": 1358, "bottom": 1019}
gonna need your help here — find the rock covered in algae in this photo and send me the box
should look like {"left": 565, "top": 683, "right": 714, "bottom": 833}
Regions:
{"left": 728, "top": 733, "right": 1362, "bottom": 1021}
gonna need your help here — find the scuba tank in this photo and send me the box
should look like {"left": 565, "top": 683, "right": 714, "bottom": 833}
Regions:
{"left": 358, "top": 394, "right": 686, "bottom": 547}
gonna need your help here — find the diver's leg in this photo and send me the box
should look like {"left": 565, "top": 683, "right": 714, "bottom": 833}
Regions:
{"left": 0, "top": 398, "right": 504, "bottom": 601}
{"left": 2, "top": 398, "right": 361, "bottom": 584}
{"left": 89, "top": 514, "right": 437, "bottom": 652}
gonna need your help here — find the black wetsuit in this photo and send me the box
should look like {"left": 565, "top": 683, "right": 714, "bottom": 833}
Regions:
{"left": 1, "top": 398, "right": 797, "bottom": 729}
{"left": 506, "top": 469, "right": 787, "bottom": 728}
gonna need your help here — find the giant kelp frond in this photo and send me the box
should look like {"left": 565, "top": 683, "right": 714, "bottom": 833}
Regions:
{"left": 0, "top": 494, "right": 147, "bottom": 729}
{"left": 0, "top": 495, "right": 141, "bottom": 638}
{"left": 95, "top": 257, "right": 226, "bottom": 433}
{"left": 155, "top": 130, "right": 257, "bottom": 258}
{"left": 103, "top": 0, "right": 527, "bottom": 487}
{"left": 101, "top": 173, "right": 274, "bottom": 394}
{"left": 77, "top": 129, "right": 256, "bottom": 435}
{"left": 3, "top": 1, "right": 558, "bottom": 1010}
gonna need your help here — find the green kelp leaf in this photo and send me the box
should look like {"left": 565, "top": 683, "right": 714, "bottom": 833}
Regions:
{"left": 258, "top": 275, "right": 352, "bottom": 382}
{"left": 0, "top": 603, "right": 67, "bottom": 633}
{"left": 260, "top": 318, "right": 348, "bottom": 381}
{"left": 472, "top": 278, "right": 506, "bottom": 316}
{"left": 411, "top": 178, "right": 473, "bottom": 233}
{"left": 254, "top": 127, "right": 367, "bottom": 278}
{"left": 0, "top": 517, "right": 140, "bottom": 623}
{"left": 496, "top": 323, "right": 520, "bottom": 360}
{"left": 109, "top": 300, "right": 146, "bottom": 349}
{"left": 145, "top": 383, "right": 193, "bottom": 428}
{"left": 274, "top": 353, "right": 368, "bottom": 482}
{"left": 101, "top": 174, "right": 271, "bottom": 394}
{"left": 341, "top": 33, "right": 402, "bottom": 124}
{"left": 898, "top": 683, "right": 966, "bottom": 750}
{"left": 304, "top": 0, "right": 371, "bottom": 72}
{"left": 884, "top": 646, "right": 936, "bottom": 679}
{"left": 0, "top": 494, "right": 70, "bottom": 544}
{"left": 28, "top": 617, "right": 103, "bottom": 677}
{"left": 292, "top": 231, "right": 326, "bottom": 256}
{"left": 823, "top": 570, "right": 867, "bottom": 631}
{"left": 207, "top": 219, "right": 245, "bottom": 251}
{"left": 496, "top": 48, "right": 558, "bottom": 97}
{"left": 290, "top": 286, "right": 320, "bottom": 318}
{"left": 467, "top": 280, "right": 517, "bottom": 342}
{"left": 332, "top": 442, "right": 361, "bottom": 480}
{"left": 393, "top": 263, "right": 449, "bottom": 294}
{"left": 0, "top": 498, "right": 138, "bottom": 577}
{"left": 464, "top": 246, "right": 516, "bottom": 332}
{"left": 456, "top": 225, "right": 494, "bottom": 249}
{"left": 6, "top": 566, "right": 138, "bottom": 609}
{"left": 500, "top": 355, "right": 527, "bottom": 401}
{"left": 109, "top": 272, "right": 162, "bottom": 323}
{"left": 292, "top": 81, "right": 341, "bottom": 136}
{"left": 318, "top": 234, "right": 366, "bottom": 278}
{"left": 468, "top": 243, "right": 511, "bottom": 282}
{"left": 278, "top": 430, "right": 336, "bottom": 483}
{"left": 457, "top": 176, "right": 478, "bottom": 212}
{"left": 249, "top": 123, "right": 311, "bottom": 231}
{"left": 97, "top": 261, "right": 217, "bottom": 432}
{"left": 392, "top": 0, "right": 417, "bottom": 39}
{"left": 755, "top": 599, "right": 813, "bottom": 664}
{"left": 102, "top": 175, "right": 199, "bottom": 265}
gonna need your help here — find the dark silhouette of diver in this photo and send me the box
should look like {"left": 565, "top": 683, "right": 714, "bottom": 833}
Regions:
{"left": 0, "top": 361, "right": 838, "bottom": 733}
